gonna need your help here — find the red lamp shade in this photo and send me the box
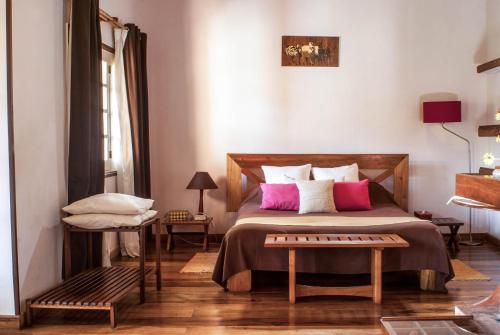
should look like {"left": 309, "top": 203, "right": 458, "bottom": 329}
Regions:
{"left": 423, "top": 101, "right": 461, "bottom": 123}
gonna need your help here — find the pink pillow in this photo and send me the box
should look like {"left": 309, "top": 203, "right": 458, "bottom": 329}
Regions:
{"left": 333, "top": 179, "right": 371, "bottom": 211}
{"left": 260, "top": 183, "right": 299, "bottom": 211}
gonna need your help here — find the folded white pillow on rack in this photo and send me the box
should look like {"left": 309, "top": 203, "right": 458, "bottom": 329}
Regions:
{"left": 63, "top": 193, "right": 154, "bottom": 215}
{"left": 62, "top": 210, "right": 158, "bottom": 229}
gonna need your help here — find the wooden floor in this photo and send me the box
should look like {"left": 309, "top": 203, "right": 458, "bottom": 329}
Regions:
{"left": 10, "top": 239, "right": 500, "bottom": 334}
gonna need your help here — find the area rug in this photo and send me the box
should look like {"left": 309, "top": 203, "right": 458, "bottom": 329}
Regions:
{"left": 451, "top": 259, "right": 490, "bottom": 281}
{"left": 180, "top": 252, "right": 218, "bottom": 273}
{"left": 179, "top": 253, "right": 490, "bottom": 281}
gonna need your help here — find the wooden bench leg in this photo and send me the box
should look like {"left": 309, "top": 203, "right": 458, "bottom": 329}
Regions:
{"left": 289, "top": 248, "right": 296, "bottom": 304}
{"left": 110, "top": 305, "right": 116, "bottom": 328}
{"left": 155, "top": 219, "right": 162, "bottom": 291}
{"left": 371, "top": 247, "right": 383, "bottom": 304}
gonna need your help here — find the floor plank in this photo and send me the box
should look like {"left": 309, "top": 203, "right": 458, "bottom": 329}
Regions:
{"left": 12, "top": 240, "right": 500, "bottom": 334}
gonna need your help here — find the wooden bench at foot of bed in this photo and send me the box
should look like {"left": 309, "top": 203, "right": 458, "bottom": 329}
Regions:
{"left": 265, "top": 233, "right": 409, "bottom": 304}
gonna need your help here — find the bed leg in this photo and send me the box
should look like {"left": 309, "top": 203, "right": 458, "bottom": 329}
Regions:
{"left": 227, "top": 270, "right": 252, "bottom": 292}
{"left": 420, "top": 269, "right": 437, "bottom": 291}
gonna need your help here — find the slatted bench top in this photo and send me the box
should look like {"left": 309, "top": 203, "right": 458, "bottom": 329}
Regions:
{"left": 264, "top": 233, "right": 409, "bottom": 248}
{"left": 30, "top": 266, "right": 153, "bottom": 309}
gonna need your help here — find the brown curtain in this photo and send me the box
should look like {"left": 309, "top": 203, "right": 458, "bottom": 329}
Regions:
{"left": 123, "top": 24, "right": 151, "bottom": 198}
{"left": 67, "top": 0, "right": 104, "bottom": 275}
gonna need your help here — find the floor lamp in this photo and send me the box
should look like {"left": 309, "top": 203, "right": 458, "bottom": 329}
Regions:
{"left": 423, "top": 101, "right": 481, "bottom": 246}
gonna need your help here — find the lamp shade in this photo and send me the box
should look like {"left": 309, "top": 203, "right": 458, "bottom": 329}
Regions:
{"left": 423, "top": 101, "right": 461, "bottom": 123}
{"left": 186, "top": 172, "right": 218, "bottom": 190}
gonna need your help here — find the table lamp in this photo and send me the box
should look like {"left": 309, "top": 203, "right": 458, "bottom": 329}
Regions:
{"left": 423, "top": 101, "right": 480, "bottom": 246}
{"left": 186, "top": 172, "right": 218, "bottom": 214}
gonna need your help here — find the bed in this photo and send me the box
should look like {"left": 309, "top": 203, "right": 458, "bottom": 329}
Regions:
{"left": 213, "top": 154, "right": 453, "bottom": 292}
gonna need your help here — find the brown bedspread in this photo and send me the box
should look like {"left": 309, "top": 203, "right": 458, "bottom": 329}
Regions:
{"left": 213, "top": 186, "right": 453, "bottom": 292}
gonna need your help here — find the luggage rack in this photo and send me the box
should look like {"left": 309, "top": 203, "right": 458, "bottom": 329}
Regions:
{"left": 26, "top": 217, "right": 162, "bottom": 328}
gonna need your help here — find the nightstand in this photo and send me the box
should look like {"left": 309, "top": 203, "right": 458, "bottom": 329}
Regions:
{"left": 431, "top": 217, "right": 464, "bottom": 257}
{"left": 163, "top": 216, "right": 213, "bottom": 252}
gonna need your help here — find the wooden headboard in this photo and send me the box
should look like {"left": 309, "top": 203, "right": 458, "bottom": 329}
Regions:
{"left": 227, "top": 153, "right": 409, "bottom": 212}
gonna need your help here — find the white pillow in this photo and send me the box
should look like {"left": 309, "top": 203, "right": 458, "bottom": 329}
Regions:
{"left": 296, "top": 180, "right": 337, "bottom": 214}
{"left": 262, "top": 164, "right": 311, "bottom": 184}
{"left": 62, "top": 193, "right": 154, "bottom": 215}
{"left": 312, "top": 163, "right": 359, "bottom": 182}
{"left": 62, "top": 210, "right": 158, "bottom": 229}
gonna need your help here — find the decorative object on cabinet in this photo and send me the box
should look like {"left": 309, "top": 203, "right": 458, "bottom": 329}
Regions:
{"left": 282, "top": 36, "right": 339, "bottom": 67}
{"left": 186, "top": 172, "right": 218, "bottom": 214}
{"left": 423, "top": 101, "right": 480, "bottom": 246}
{"left": 163, "top": 215, "right": 213, "bottom": 252}
{"left": 483, "top": 153, "right": 496, "bottom": 166}
{"left": 166, "top": 209, "right": 192, "bottom": 222}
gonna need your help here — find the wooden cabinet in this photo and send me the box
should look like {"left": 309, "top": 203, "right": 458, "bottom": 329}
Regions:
{"left": 455, "top": 174, "right": 500, "bottom": 209}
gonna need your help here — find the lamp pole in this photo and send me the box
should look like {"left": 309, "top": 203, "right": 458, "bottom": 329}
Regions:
{"left": 441, "top": 123, "right": 481, "bottom": 246}
{"left": 198, "top": 189, "right": 204, "bottom": 214}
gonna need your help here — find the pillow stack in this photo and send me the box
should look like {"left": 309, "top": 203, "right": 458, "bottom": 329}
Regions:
{"left": 62, "top": 193, "right": 157, "bottom": 229}
{"left": 260, "top": 163, "right": 371, "bottom": 213}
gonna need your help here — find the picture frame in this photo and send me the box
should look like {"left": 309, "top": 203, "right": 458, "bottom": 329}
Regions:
{"left": 282, "top": 36, "right": 340, "bottom": 67}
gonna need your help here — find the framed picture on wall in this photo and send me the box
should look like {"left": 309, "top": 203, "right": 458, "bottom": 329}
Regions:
{"left": 282, "top": 36, "right": 339, "bottom": 67}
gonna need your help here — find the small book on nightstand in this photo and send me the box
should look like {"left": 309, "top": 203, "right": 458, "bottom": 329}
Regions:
{"left": 194, "top": 214, "right": 207, "bottom": 221}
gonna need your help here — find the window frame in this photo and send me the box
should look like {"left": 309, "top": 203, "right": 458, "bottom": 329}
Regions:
{"left": 101, "top": 49, "right": 114, "bottom": 172}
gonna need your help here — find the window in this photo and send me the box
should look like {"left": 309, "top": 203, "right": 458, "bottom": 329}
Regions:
{"left": 101, "top": 50, "right": 113, "bottom": 171}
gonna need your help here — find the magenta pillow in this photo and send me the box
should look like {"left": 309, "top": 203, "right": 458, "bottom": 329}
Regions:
{"left": 333, "top": 179, "right": 371, "bottom": 211}
{"left": 260, "top": 183, "right": 299, "bottom": 211}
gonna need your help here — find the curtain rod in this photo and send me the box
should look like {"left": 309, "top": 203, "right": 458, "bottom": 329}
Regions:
{"left": 99, "top": 9, "right": 126, "bottom": 29}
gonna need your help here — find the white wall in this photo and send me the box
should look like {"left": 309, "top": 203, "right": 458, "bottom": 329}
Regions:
{"left": 12, "top": 0, "right": 66, "bottom": 307}
{"left": 102, "top": 0, "right": 489, "bottom": 233}
{"left": 0, "top": 0, "right": 17, "bottom": 316}
{"left": 484, "top": 0, "right": 500, "bottom": 238}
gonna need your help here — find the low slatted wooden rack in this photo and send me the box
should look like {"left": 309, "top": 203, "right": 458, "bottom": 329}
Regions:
{"left": 27, "top": 266, "right": 153, "bottom": 328}
{"left": 25, "top": 217, "right": 162, "bottom": 328}
{"left": 264, "top": 234, "right": 409, "bottom": 304}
